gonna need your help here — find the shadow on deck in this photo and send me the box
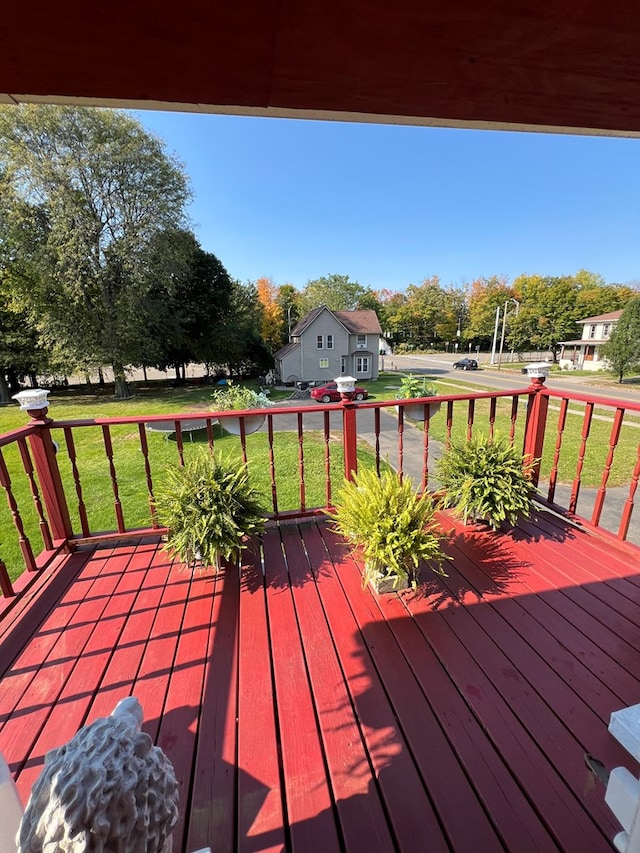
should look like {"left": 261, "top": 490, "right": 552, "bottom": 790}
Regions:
{"left": 1, "top": 510, "right": 639, "bottom": 852}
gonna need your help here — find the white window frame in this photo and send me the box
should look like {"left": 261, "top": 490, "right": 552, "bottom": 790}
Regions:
{"left": 356, "top": 334, "right": 367, "bottom": 349}
{"left": 589, "top": 325, "right": 596, "bottom": 339}
{"left": 603, "top": 324, "right": 611, "bottom": 338}
{"left": 356, "top": 356, "right": 369, "bottom": 374}
{"left": 316, "top": 334, "right": 324, "bottom": 349}
{"left": 319, "top": 358, "right": 329, "bottom": 368}
{"left": 327, "top": 334, "right": 334, "bottom": 350}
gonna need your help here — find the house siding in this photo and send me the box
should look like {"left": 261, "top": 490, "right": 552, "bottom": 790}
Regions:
{"left": 275, "top": 307, "right": 381, "bottom": 383}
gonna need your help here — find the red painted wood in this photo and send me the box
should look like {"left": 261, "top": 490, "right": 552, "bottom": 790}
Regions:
{"left": 101, "top": 424, "right": 125, "bottom": 532}
{"left": 342, "top": 401, "right": 358, "bottom": 481}
{"left": 619, "top": 440, "right": 640, "bottom": 540}
{"left": 488, "top": 396, "right": 497, "bottom": 440}
{"left": 262, "top": 527, "right": 341, "bottom": 852}
{"left": 267, "top": 414, "right": 278, "bottom": 514}
{"left": 297, "top": 411, "right": 306, "bottom": 510}
{"left": 397, "top": 587, "right": 612, "bottom": 852}
{"left": 592, "top": 408, "right": 624, "bottom": 526}
{"left": 62, "top": 426, "right": 90, "bottom": 537}
{"left": 0, "top": 448, "right": 37, "bottom": 572}
{"left": 17, "top": 436, "right": 53, "bottom": 550}
{"left": 569, "top": 402, "right": 593, "bottom": 511}
{"left": 0, "top": 545, "right": 119, "bottom": 785}
{"left": 24, "top": 420, "right": 74, "bottom": 543}
{"left": 15, "top": 541, "right": 161, "bottom": 796}
{"left": 466, "top": 397, "right": 475, "bottom": 441}
{"left": 323, "top": 409, "right": 331, "bottom": 508}
{"left": 547, "top": 396, "right": 568, "bottom": 503}
{"left": 137, "top": 423, "right": 158, "bottom": 527}
{"left": 0, "top": 559, "right": 13, "bottom": 597}
{"left": 282, "top": 523, "right": 397, "bottom": 852}
{"left": 185, "top": 562, "right": 239, "bottom": 853}
{"left": 318, "top": 526, "right": 450, "bottom": 852}
{"left": 85, "top": 544, "right": 174, "bottom": 721}
{"left": 237, "top": 547, "right": 285, "bottom": 853}
{"left": 155, "top": 560, "right": 218, "bottom": 853}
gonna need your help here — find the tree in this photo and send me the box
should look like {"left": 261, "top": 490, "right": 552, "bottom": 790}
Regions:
{"left": 0, "top": 105, "right": 190, "bottom": 397}
{"left": 298, "top": 274, "right": 367, "bottom": 314}
{"left": 464, "top": 276, "right": 514, "bottom": 349}
{"left": 276, "top": 284, "right": 302, "bottom": 346}
{"left": 256, "top": 277, "right": 283, "bottom": 352}
{"left": 601, "top": 297, "right": 640, "bottom": 382}
{"left": 509, "top": 275, "right": 580, "bottom": 361}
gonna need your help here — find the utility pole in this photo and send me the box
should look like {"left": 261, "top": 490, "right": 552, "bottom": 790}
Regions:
{"left": 490, "top": 305, "right": 500, "bottom": 364}
{"left": 497, "top": 298, "right": 520, "bottom": 368}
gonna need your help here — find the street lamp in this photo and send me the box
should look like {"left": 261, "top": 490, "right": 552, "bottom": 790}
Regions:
{"left": 497, "top": 298, "right": 520, "bottom": 368}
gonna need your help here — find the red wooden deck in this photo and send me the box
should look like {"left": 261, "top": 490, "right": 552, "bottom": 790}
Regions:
{"left": 1, "top": 510, "right": 639, "bottom": 852}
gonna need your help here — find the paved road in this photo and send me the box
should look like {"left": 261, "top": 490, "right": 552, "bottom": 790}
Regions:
{"left": 388, "top": 352, "right": 640, "bottom": 404}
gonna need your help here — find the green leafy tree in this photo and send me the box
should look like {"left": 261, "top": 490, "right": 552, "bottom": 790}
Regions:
{"left": 298, "top": 274, "right": 367, "bottom": 314}
{"left": 0, "top": 105, "right": 190, "bottom": 398}
{"left": 464, "top": 276, "right": 514, "bottom": 349}
{"left": 601, "top": 297, "right": 640, "bottom": 382}
{"left": 276, "top": 284, "right": 302, "bottom": 346}
{"left": 510, "top": 275, "right": 580, "bottom": 361}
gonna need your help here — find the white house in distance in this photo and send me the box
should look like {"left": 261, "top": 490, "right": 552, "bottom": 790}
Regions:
{"left": 559, "top": 310, "right": 622, "bottom": 370}
{"left": 274, "top": 307, "right": 382, "bottom": 384}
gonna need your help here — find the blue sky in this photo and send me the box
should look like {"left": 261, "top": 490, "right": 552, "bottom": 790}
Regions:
{"left": 134, "top": 110, "right": 640, "bottom": 293}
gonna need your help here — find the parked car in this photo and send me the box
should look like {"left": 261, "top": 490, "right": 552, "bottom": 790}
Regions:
{"left": 453, "top": 358, "right": 478, "bottom": 370}
{"left": 310, "top": 382, "right": 369, "bottom": 402}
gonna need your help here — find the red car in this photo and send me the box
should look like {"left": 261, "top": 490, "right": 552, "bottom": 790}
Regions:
{"left": 310, "top": 382, "right": 368, "bottom": 402}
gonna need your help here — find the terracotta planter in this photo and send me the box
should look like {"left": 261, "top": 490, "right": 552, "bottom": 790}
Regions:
{"left": 396, "top": 401, "right": 441, "bottom": 421}
{"left": 220, "top": 413, "right": 266, "bottom": 435}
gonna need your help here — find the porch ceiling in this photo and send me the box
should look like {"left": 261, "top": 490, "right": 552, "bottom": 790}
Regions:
{"left": 2, "top": 1, "right": 640, "bottom": 136}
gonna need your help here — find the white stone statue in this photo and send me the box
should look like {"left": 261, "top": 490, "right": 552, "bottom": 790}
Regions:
{"left": 16, "top": 697, "right": 179, "bottom": 853}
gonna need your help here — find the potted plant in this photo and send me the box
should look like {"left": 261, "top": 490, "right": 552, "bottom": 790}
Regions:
{"left": 154, "top": 449, "right": 267, "bottom": 570}
{"left": 328, "top": 467, "right": 447, "bottom": 593}
{"left": 396, "top": 374, "right": 441, "bottom": 421}
{"left": 210, "top": 380, "right": 272, "bottom": 435}
{"left": 436, "top": 432, "right": 536, "bottom": 529}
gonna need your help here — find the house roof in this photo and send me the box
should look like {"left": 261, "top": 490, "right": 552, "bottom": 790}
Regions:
{"left": 3, "top": 2, "right": 640, "bottom": 136}
{"left": 578, "top": 310, "right": 623, "bottom": 324}
{"left": 333, "top": 310, "right": 383, "bottom": 335}
{"left": 273, "top": 340, "right": 300, "bottom": 360}
{"left": 291, "top": 307, "right": 383, "bottom": 337}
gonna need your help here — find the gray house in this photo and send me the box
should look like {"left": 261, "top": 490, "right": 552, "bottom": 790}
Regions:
{"left": 274, "top": 307, "right": 382, "bottom": 384}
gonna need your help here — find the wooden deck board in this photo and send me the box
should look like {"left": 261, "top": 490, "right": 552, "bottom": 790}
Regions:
{"left": 1, "top": 510, "right": 639, "bottom": 852}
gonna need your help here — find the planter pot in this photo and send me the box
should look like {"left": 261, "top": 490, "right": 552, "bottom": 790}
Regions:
{"left": 366, "top": 561, "right": 409, "bottom": 594}
{"left": 220, "top": 413, "right": 266, "bottom": 435}
{"left": 396, "top": 401, "right": 441, "bottom": 421}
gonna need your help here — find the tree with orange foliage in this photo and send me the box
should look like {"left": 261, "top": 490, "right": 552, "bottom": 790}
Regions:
{"left": 256, "top": 276, "right": 284, "bottom": 353}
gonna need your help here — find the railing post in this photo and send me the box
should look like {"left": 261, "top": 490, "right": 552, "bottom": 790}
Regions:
{"left": 13, "top": 392, "right": 74, "bottom": 546}
{"left": 342, "top": 400, "right": 358, "bottom": 481}
{"left": 523, "top": 375, "right": 549, "bottom": 487}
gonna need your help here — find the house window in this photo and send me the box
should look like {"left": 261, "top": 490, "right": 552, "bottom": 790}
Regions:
{"left": 356, "top": 356, "right": 369, "bottom": 374}
{"left": 603, "top": 324, "right": 611, "bottom": 337}
{"left": 319, "top": 358, "right": 329, "bottom": 368}
{"left": 589, "top": 325, "right": 596, "bottom": 339}
{"left": 316, "top": 335, "right": 324, "bottom": 349}
{"left": 327, "top": 334, "right": 334, "bottom": 349}
{"left": 356, "top": 334, "right": 367, "bottom": 349}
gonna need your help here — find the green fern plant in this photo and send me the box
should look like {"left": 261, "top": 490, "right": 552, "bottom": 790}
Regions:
{"left": 154, "top": 450, "right": 267, "bottom": 569}
{"left": 328, "top": 467, "right": 447, "bottom": 591}
{"left": 436, "top": 433, "right": 536, "bottom": 529}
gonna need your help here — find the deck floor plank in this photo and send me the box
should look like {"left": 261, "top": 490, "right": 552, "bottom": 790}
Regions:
{"left": 2, "top": 509, "right": 640, "bottom": 853}
{"left": 16, "top": 540, "right": 161, "bottom": 796}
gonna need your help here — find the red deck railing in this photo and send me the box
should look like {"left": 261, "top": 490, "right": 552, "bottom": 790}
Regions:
{"left": 1, "top": 377, "right": 640, "bottom": 603}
